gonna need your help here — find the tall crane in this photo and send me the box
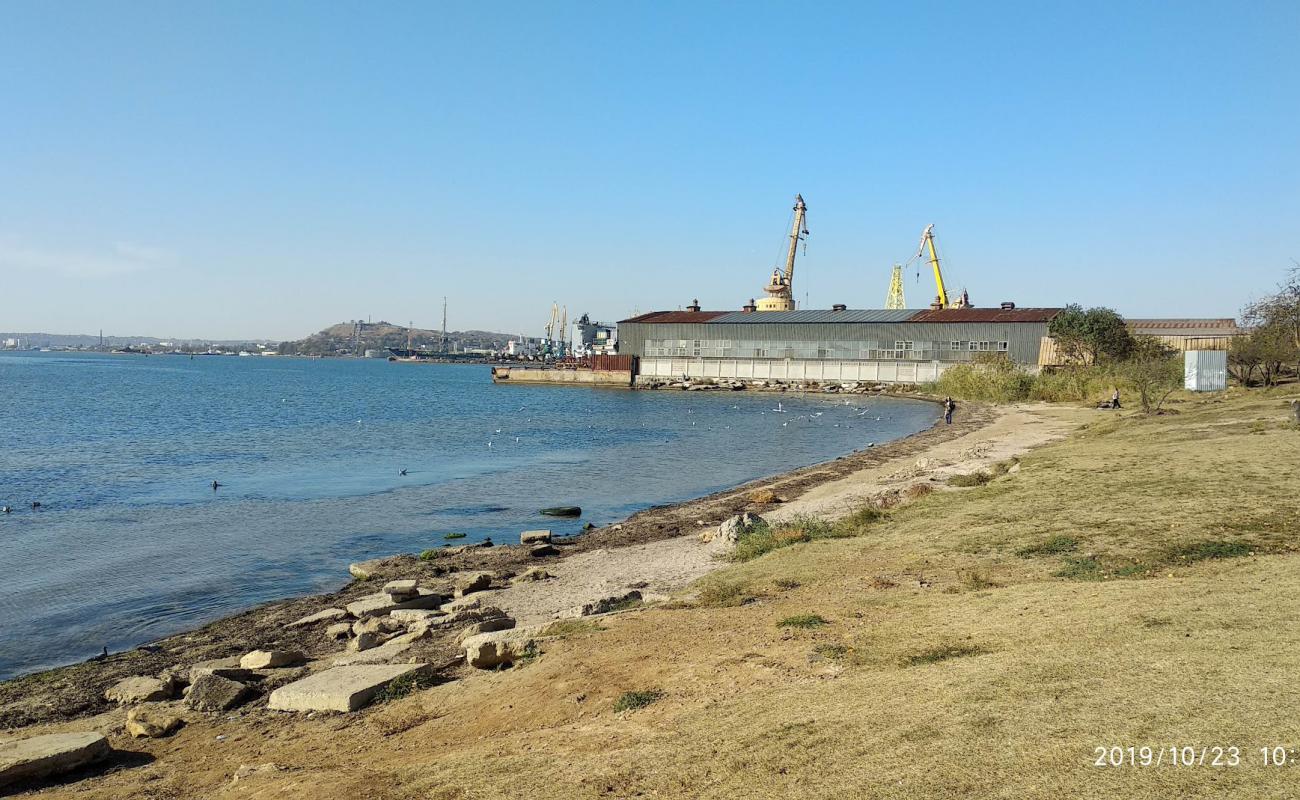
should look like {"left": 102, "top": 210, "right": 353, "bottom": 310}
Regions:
{"left": 913, "top": 224, "right": 971, "bottom": 310}
{"left": 756, "top": 195, "right": 809, "bottom": 311}
{"left": 885, "top": 265, "right": 906, "bottom": 309}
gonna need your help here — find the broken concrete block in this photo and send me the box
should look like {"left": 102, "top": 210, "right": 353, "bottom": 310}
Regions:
{"left": 453, "top": 571, "right": 493, "bottom": 597}
{"left": 382, "top": 579, "right": 418, "bottom": 598}
{"left": 188, "top": 656, "right": 254, "bottom": 684}
{"left": 455, "top": 616, "right": 517, "bottom": 646}
{"left": 125, "top": 706, "right": 182, "bottom": 739}
{"left": 389, "top": 609, "right": 444, "bottom": 624}
{"left": 104, "top": 676, "right": 171, "bottom": 705}
{"left": 511, "top": 567, "right": 552, "bottom": 583}
{"left": 529, "top": 544, "right": 560, "bottom": 558}
{"left": 520, "top": 529, "right": 552, "bottom": 545}
{"left": 463, "top": 626, "right": 545, "bottom": 669}
{"left": 346, "top": 588, "right": 446, "bottom": 619}
{"left": 186, "top": 673, "right": 251, "bottom": 712}
{"left": 239, "top": 650, "right": 305, "bottom": 670}
{"left": 0, "top": 732, "right": 111, "bottom": 790}
{"left": 267, "top": 664, "right": 430, "bottom": 712}
{"left": 326, "top": 622, "right": 352, "bottom": 640}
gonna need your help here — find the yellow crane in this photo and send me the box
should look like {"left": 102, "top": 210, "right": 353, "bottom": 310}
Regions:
{"left": 913, "top": 224, "right": 970, "bottom": 310}
{"left": 756, "top": 194, "right": 809, "bottom": 311}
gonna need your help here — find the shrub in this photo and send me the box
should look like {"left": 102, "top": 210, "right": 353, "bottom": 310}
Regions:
{"left": 419, "top": 549, "right": 446, "bottom": 561}
{"left": 931, "top": 353, "right": 1034, "bottom": 403}
{"left": 614, "top": 690, "right": 663, "bottom": 712}
{"left": 748, "top": 489, "right": 779, "bottom": 505}
{"left": 778, "top": 613, "right": 829, "bottom": 628}
{"left": 902, "top": 483, "right": 934, "bottom": 500}
{"left": 812, "top": 643, "right": 849, "bottom": 660}
{"left": 731, "top": 515, "right": 842, "bottom": 561}
{"left": 773, "top": 578, "right": 801, "bottom": 590}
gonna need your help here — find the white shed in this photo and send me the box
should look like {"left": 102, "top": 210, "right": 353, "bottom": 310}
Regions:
{"left": 1184, "top": 350, "right": 1227, "bottom": 392}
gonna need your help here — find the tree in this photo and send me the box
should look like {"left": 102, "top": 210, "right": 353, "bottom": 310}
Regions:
{"left": 1236, "top": 267, "right": 1300, "bottom": 385}
{"left": 1120, "top": 337, "right": 1181, "bottom": 414}
{"left": 1048, "top": 304, "right": 1134, "bottom": 365}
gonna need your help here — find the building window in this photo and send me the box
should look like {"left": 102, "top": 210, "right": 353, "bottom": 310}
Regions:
{"left": 968, "top": 341, "right": 979, "bottom": 351}
{"left": 978, "top": 341, "right": 991, "bottom": 351}
{"left": 951, "top": 341, "right": 962, "bottom": 351}
{"left": 895, "top": 341, "right": 914, "bottom": 351}
{"left": 997, "top": 341, "right": 1009, "bottom": 351}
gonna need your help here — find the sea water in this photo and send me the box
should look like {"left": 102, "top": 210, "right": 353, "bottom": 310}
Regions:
{"left": 0, "top": 352, "right": 935, "bottom": 678}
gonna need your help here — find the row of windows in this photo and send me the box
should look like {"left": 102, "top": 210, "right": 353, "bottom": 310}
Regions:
{"left": 641, "top": 339, "right": 1010, "bottom": 359}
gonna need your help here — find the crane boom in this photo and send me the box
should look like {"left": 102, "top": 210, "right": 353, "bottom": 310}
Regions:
{"left": 756, "top": 194, "right": 808, "bottom": 311}
{"left": 915, "top": 224, "right": 949, "bottom": 309}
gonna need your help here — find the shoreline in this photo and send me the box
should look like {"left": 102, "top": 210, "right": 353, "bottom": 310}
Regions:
{"left": 0, "top": 398, "right": 997, "bottom": 730}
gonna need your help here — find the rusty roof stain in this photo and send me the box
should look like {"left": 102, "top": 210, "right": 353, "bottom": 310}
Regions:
{"left": 619, "top": 310, "right": 730, "bottom": 324}
{"left": 905, "top": 308, "right": 1062, "bottom": 323}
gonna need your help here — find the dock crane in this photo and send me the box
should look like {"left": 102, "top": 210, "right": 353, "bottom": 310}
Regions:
{"left": 912, "top": 224, "right": 971, "bottom": 310}
{"left": 756, "top": 194, "right": 809, "bottom": 311}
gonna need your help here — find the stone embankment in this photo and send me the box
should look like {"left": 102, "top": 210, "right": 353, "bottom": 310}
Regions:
{"left": 0, "top": 516, "right": 756, "bottom": 791}
{"left": 637, "top": 378, "right": 922, "bottom": 394}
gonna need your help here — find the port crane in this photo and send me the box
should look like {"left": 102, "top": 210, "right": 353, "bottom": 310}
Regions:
{"left": 885, "top": 265, "right": 906, "bottom": 309}
{"left": 756, "top": 194, "right": 809, "bottom": 312}
{"left": 909, "top": 224, "right": 970, "bottom": 310}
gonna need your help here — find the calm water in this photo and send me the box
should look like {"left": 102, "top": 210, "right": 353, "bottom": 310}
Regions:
{"left": 0, "top": 352, "right": 934, "bottom": 678}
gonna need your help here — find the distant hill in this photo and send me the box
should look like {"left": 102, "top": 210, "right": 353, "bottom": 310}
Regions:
{"left": 280, "top": 320, "right": 518, "bottom": 356}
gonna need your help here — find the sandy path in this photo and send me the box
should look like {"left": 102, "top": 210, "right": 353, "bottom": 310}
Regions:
{"left": 482, "top": 403, "right": 1084, "bottom": 625}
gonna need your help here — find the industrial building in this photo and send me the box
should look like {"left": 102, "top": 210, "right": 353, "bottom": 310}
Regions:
{"left": 619, "top": 305, "right": 1061, "bottom": 384}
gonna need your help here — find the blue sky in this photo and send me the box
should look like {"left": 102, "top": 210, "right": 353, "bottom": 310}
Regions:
{"left": 1, "top": 1, "right": 1296, "bottom": 340}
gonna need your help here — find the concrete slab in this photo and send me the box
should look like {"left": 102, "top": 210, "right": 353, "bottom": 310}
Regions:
{"left": 267, "top": 663, "right": 429, "bottom": 713}
{"left": 0, "top": 732, "right": 111, "bottom": 790}
{"left": 287, "top": 608, "right": 348, "bottom": 628}
{"left": 332, "top": 630, "right": 424, "bottom": 666}
{"left": 346, "top": 588, "right": 445, "bottom": 618}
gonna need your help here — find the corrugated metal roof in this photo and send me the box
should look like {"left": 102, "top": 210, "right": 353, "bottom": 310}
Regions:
{"left": 619, "top": 311, "right": 730, "bottom": 324}
{"left": 706, "top": 309, "right": 919, "bottom": 324}
{"left": 1126, "top": 318, "right": 1240, "bottom": 331}
{"left": 905, "top": 308, "right": 1062, "bottom": 323}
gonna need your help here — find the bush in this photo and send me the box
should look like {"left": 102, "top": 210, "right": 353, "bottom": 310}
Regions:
{"left": 614, "top": 690, "right": 663, "bottom": 712}
{"left": 931, "top": 353, "right": 1035, "bottom": 403}
{"left": 731, "top": 515, "right": 846, "bottom": 561}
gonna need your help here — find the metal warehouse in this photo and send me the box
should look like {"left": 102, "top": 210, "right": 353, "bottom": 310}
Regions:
{"left": 618, "top": 306, "right": 1062, "bottom": 385}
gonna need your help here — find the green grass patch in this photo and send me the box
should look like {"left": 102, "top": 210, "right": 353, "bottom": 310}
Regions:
{"left": 443, "top": 532, "right": 467, "bottom": 540}
{"left": 903, "top": 642, "right": 988, "bottom": 667}
{"left": 732, "top": 514, "right": 871, "bottom": 562}
{"left": 541, "top": 619, "right": 606, "bottom": 638}
{"left": 614, "top": 690, "right": 663, "bottom": 712}
{"left": 812, "top": 643, "right": 849, "bottom": 661}
{"left": 697, "top": 579, "right": 755, "bottom": 607}
{"left": 1163, "top": 539, "right": 1253, "bottom": 563}
{"left": 419, "top": 548, "right": 446, "bottom": 561}
{"left": 778, "top": 613, "right": 829, "bottom": 629}
{"left": 1054, "top": 556, "right": 1105, "bottom": 581}
{"left": 1016, "top": 535, "right": 1079, "bottom": 558}
{"left": 773, "top": 578, "right": 802, "bottom": 590}
{"left": 376, "top": 670, "right": 439, "bottom": 702}
{"left": 947, "top": 471, "right": 992, "bottom": 487}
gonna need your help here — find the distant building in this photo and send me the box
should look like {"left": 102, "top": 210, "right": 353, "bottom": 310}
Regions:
{"left": 1124, "top": 319, "right": 1242, "bottom": 352}
{"left": 619, "top": 305, "right": 1061, "bottom": 384}
{"left": 571, "top": 314, "right": 617, "bottom": 358}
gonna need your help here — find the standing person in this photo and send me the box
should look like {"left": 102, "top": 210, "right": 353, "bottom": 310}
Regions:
{"left": 1111, "top": 388, "right": 1121, "bottom": 409}
{"left": 944, "top": 396, "right": 956, "bottom": 425}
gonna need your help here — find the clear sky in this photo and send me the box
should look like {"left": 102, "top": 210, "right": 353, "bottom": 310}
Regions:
{"left": 2, "top": 1, "right": 1297, "bottom": 340}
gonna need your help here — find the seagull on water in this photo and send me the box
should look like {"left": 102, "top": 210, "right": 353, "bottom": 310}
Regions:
{"left": 399, "top": 469, "right": 408, "bottom": 476}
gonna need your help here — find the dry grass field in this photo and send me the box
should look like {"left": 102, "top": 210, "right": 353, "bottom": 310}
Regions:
{"left": 26, "top": 389, "right": 1300, "bottom": 799}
